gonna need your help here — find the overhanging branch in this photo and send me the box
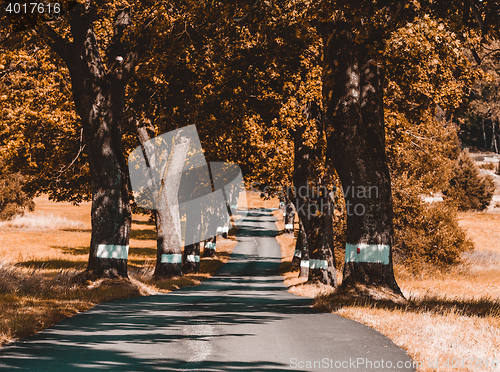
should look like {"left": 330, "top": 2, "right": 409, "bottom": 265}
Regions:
{"left": 36, "top": 24, "right": 72, "bottom": 67}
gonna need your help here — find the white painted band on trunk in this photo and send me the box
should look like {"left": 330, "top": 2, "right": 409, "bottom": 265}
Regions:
{"left": 205, "top": 242, "right": 216, "bottom": 250}
{"left": 161, "top": 254, "right": 183, "bottom": 263}
{"left": 284, "top": 224, "right": 294, "bottom": 230}
{"left": 309, "top": 259, "right": 328, "bottom": 270}
{"left": 293, "top": 249, "right": 302, "bottom": 258}
{"left": 300, "top": 260, "right": 309, "bottom": 268}
{"left": 345, "top": 243, "right": 390, "bottom": 265}
{"left": 186, "top": 255, "right": 200, "bottom": 263}
{"left": 96, "top": 244, "right": 129, "bottom": 259}
{"left": 216, "top": 226, "right": 229, "bottom": 234}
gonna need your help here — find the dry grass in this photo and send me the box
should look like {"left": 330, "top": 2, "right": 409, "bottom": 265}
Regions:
{"left": 276, "top": 209, "right": 500, "bottom": 372}
{"left": 0, "top": 195, "right": 237, "bottom": 346}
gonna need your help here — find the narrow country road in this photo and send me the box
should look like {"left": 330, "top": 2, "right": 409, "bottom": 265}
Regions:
{"left": 0, "top": 209, "right": 415, "bottom": 371}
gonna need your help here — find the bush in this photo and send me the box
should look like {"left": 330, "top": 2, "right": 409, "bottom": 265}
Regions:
{"left": 479, "top": 162, "right": 495, "bottom": 170}
{"left": 392, "top": 175, "right": 473, "bottom": 272}
{"left": 0, "top": 158, "right": 34, "bottom": 220}
{"left": 443, "top": 150, "right": 495, "bottom": 211}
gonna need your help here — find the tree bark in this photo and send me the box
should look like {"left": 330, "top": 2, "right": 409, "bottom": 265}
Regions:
{"left": 297, "top": 218, "right": 310, "bottom": 278}
{"left": 153, "top": 137, "right": 191, "bottom": 278}
{"left": 292, "top": 102, "right": 337, "bottom": 286}
{"left": 284, "top": 194, "right": 296, "bottom": 234}
{"left": 183, "top": 242, "right": 201, "bottom": 273}
{"left": 182, "top": 199, "right": 203, "bottom": 273}
{"left": 321, "top": 21, "right": 403, "bottom": 299}
{"left": 203, "top": 236, "right": 217, "bottom": 257}
{"left": 37, "top": 6, "right": 148, "bottom": 278}
{"left": 291, "top": 218, "right": 306, "bottom": 268}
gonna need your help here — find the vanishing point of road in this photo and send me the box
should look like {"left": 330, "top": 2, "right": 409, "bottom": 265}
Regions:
{"left": 0, "top": 208, "right": 415, "bottom": 371}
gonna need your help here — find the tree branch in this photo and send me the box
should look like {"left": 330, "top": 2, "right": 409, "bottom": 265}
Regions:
{"left": 36, "top": 24, "right": 72, "bottom": 67}
{"left": 234, "top": 0, "right": 260, "bottom": 24}
{"left": 468, "top": 0, "right": 487, "bottom": 35}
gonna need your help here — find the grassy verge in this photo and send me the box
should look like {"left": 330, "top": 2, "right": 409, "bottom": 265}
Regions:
{"left": 275, "top": 209, "right": 500, "bottom": 372}
{"left": 0, "top": 195, "right": 237, "bottom": 346}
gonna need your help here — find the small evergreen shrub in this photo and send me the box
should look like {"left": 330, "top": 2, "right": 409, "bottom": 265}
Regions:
{"left": 443, "top": 150, "right": 495, "bottom": 211}
{"left": 392, "top": 175, "right": 473, "bottom": 272}
{"left": 0, "top": 158, "right": 34, "bottom": 220}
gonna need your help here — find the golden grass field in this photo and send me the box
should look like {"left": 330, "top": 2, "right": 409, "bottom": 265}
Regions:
{"left": 275, "top": 208, "right": 500, "bottom": 372}
{"left": 0, "top": 194, "right": 241, "bottom": 346}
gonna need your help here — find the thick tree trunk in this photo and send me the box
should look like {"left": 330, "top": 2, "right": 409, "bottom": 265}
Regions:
{"left": 183, "top": 242, "right": 201, "bottom": 273}
{"left": 292, "top": 102, "right": 337, "bottom": 286}
{"left": 203, "top": 236, "right": 217, "bottom": 257}
{"left": 84, "top": 84, "right": 131, "bottom": 278}
{"left": 182, "top": 200, "right": 203, "bottom": 273}
{"left": 307, "top": 191, "right": 337, "bottom": 285}
{"left": 39, "top": 6, "right": 147, "bottom": 279}
{"left": 138, "top": 122, "right": 201, "bottom": 276}
{"left": 153, "top": 137, "right": 191, "bottom": 278}
{"left": 65, "top": 12, "right": 132, "bottom": 278}
{"left": 322, "top": 22, "right": 403, "bottom": 299}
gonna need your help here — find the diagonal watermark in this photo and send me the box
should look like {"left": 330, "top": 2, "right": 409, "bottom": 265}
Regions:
{"left": 128, "top": 125, "right": 247, "bottom": 246}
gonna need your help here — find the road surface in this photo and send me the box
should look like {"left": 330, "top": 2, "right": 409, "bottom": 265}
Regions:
{"left": 0, "top": 208, "right": 415, "bottom": 371}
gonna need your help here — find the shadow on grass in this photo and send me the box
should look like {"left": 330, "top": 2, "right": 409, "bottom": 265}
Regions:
{"left": 131, "top": 218, "right": 155, "bottom": 226}
{"left": 314, "top": 291, "right": 500, "bottom": 318}
{"left": 61, "top": 228, "right": 92, "bottom": 233}
{"left": 52, "top": 246, "right": 89, "bottom": 255}
{"left": 130, "top": 229, "right": 157, "bottom": 241}
{"left": 15, "top": 259, "right": 86, "bottom": 270}
{"left": 128, "top": 247, "right": 156, "bottom": 256}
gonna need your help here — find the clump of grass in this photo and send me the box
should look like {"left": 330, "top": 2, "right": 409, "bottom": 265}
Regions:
{"left": 0, "top": 213, "right": 84, "bottom": 230}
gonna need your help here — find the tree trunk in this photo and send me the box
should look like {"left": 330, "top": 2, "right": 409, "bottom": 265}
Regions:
{"left": 182, "top": 198, "right": 203, "bottom": 273}
{"left": 64, "top": 10, "right": 132, "bottom": 278}
{"left": 482, "top": 117, "right": 487, "bottom": 151}
{"left": 292, "top": 101, "right": 337, "bottom": 286}
{"left": 153, "top": 137, "right": 191, "bottom": 278}
{"left": 322, "top": 21, "right": 403, "bottom": 299}
{"left": 307, "top": 190, "right": 337, "bottom": 285}
{"left": 203, "top": 236, "right": 217, "bottom": 257}
{"left": 291, "top": 218, "right": 307, "bottom": 268}
{"left": 183, "top": 242, "right": 201, "bottom": 273}
{"left": 284, "top": 194, "right": 295, "bottom": 234}
{"left": 492, "top": 119, "right": 498, "bottom": 154}
{"left": 296, "top": 218, "right": 310, "bottom": 278}
{"left": 38, "top": 6, "right": 148, "bottom": 278}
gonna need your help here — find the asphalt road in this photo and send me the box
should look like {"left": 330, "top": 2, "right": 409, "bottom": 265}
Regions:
{"left": 0, "top": 208, "right": 415, "bottom": 371}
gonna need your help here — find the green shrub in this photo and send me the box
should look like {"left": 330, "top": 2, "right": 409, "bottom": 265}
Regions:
{"left": 392, "top": 175, "right": 473, "bottom": 272}
{"left": 443, "top": 150, "right": 494, "bottom": 211}
{"left": 0, "top": 158, "right": 34, "bottom": 220}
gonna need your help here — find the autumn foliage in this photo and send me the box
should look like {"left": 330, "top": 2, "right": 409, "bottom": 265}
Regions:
{"left": 0, "top": 157, "right": 34, "bottom": 220}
